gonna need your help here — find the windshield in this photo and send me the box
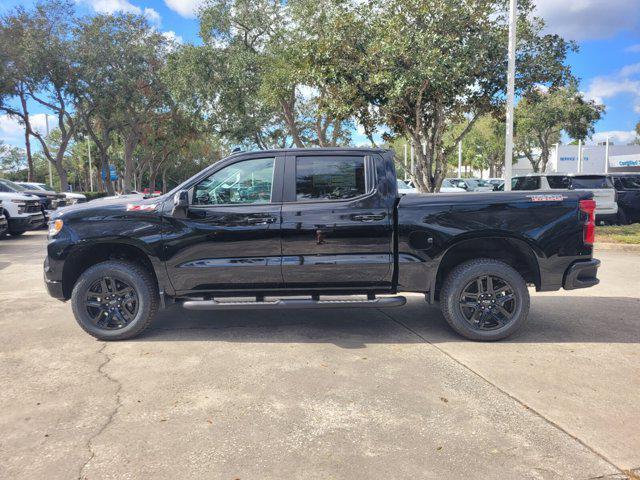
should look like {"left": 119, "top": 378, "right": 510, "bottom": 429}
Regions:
{"left": 571, "top": 176, "right": 613, "bottom": 189}
{"left": 0, "top": 179, "right": 27, "bottom": 192}
{"left": 397, "top": 179, "right": 410, "bottom": 189}
{"left": 476, "top": 179, "right": 490, "bottom": 187}
{"left": 36, "top": 183, "right": 55, "bottom": 191}
{"left": 464, "top": 179, "right": 479, "bottom": 189}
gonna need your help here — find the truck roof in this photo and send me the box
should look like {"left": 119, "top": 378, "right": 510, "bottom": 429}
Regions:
{"left": 226, "top": 147, "right": 392, "bottom": 158}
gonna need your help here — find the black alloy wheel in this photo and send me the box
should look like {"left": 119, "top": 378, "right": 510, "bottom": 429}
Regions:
{"left": 458, "top": 274, "right": 516, "bottom": 331}
{"left": 85, "top": 276, "right": 139, "bottom": 330}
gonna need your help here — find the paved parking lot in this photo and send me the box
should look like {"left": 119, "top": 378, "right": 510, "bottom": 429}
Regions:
{"left": 0, "top": 231, "right": 638, "bottom": 480}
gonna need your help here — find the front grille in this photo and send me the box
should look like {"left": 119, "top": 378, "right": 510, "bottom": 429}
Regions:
{"left": 24, "top": 201, "right": 41, "bottom": 213}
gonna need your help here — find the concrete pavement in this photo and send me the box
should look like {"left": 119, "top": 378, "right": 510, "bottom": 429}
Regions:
{"left": 0, "top": 231, "right": 638, "bottom": 479}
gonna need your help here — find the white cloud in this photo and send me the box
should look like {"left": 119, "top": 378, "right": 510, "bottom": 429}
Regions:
{"left": 83, "top": 1, "right": 161, "bottom": 26}
{"left": 584, "top": 63, "right": 640, "bottom": 111}
{"left": 164, "top": 0, "right": 205, "bottom": 18}
{"left": 626, "top": 44, "right": 640, "bottom": 53}
{"left": 534, "top": 0, "right": 640, "bottom": 41}
{"left": 162, "top": 30, "right": 184, "bottom": 45}
{"left": 592, "top": 130, "right": 638, "bottom": 145}
{"left": 0, "top": 114, "right": 49, "bottom": 146}
{"left": 143, "top": 8, "right": 161, "bottom": 27}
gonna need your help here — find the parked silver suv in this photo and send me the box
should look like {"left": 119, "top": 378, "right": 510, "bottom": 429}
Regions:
{"left": 511, "top": 173, "right": 618, "bottom": 223}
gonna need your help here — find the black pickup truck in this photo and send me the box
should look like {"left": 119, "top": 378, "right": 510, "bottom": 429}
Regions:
{"left": 44, "top": 148, "right": 600, "bottom": 341}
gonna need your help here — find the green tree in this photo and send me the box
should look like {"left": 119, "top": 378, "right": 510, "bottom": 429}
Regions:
{"left": 311, "top": 0, "right": 575, "bottom": 191}
{"left": 73, "top": 13, "right": 168, "bottom": 194}
{"left": 0, "top": 1, "right": 79, "bottom": 189}
{"left": 515, "top": 85, "right": 604, "bottom": 172}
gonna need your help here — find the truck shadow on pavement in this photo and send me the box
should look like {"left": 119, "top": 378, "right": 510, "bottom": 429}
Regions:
{"left": 142, "top": 295, "right": 640, "bottom": 346}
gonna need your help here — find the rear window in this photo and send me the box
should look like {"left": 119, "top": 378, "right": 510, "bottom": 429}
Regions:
{"left": 618, "top": 176, "right": 640, "bottom": 190}
{"left": 296, "top": 156, "right": 366, "bottom": 201}
{"left": 546, "top": 176, "right": 570, "bottom": 189}
{"left": 571, "top": 176, "right": 613, "bottom": 189}
{"left": 512, "top": 177, "right": 540, "bottom": 190}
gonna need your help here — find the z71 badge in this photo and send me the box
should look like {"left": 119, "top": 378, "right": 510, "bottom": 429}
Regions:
{"left": 527, "top": 194, "right": 567, "bottom": 202}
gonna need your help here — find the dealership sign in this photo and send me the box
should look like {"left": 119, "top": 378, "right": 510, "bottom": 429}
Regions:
{"left": 609, "top": 154, "right": 640, "bottom": 169}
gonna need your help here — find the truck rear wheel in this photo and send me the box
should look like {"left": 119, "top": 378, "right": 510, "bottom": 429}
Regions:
{"left": 71, "top": 260, "right": 159, "bottom": 340}
{"left": 440, "top": 259, "right": 530, "bottom": 341}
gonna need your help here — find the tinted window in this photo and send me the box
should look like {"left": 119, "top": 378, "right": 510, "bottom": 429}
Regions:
{"left": 571, "top": 176, "right": 613, "bottom": 189}
{"left": 546, "top": 176, "right": 570, "bottom": 189}
{"left": 193, "top": 158, "right": 275, "bottom": 205}
{"left": 619, "top": 176, "right": 640, "bottom": 189}
{"left": 296, "top": 156, "right": 365, "bottom": 201}
{"left": 0, "top": 179, "right": 26, "bottom": 192}
{"left": 512, "top": 177, "right": 540, "bottom": 190}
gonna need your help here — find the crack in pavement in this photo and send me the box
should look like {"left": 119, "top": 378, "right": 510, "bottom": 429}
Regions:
{"left": 376, "top": 308, "right": 629, "bottom": 479}
{"left": 77, "top": 343, "right": 123, "bottom": 480}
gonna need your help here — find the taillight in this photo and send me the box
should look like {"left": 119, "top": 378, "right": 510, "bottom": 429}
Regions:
{"left": 579, "top": 199, "right": 596, "bottom": 245}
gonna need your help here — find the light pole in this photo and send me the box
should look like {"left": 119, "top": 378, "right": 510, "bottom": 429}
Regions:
{"left": 45, "top": 114, "right": 53, "bottom": 188}
{"left": 458, "top": 141, "right": 463, "bottom": 178}
{"left": 503, "top": 0, "right": 517, "bottom": 191}
{"left": 604, "top": 136, "right": 609, "bottom": 173}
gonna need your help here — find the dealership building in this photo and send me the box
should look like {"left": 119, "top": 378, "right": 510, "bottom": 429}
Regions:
{"left": 512, "top": 144, "right": 640, "bottom": 175}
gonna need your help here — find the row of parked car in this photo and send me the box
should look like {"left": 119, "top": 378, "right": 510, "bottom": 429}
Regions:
{"left": 0, "top": 179, "right": 86, "bottom": 237}
{"left": 397, "top": 172, "right": 640, "bottom": 224}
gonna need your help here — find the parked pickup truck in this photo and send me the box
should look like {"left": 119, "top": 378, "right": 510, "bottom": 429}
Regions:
{"left": 44, "top": 148, "right": 600, "bottom": 341}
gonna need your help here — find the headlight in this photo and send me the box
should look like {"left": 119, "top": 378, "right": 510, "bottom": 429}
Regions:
{"left": 48, "top": 219, "right": 64, "bottom": 236}
{"left": 10, "top": 199, "right": 26, "bottom": 205}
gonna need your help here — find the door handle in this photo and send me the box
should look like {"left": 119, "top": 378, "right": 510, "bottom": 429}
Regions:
{"left": 353, "top": 213, "right": 386, "bottom": 222}
{"left": 247, "top": 216, "right": 277, "bottom": 225}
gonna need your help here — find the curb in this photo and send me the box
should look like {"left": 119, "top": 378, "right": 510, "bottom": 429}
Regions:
{"left": 595, "top": 242, "right": 640, "bottom": 253}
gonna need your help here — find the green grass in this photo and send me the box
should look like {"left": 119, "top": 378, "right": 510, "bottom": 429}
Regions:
{"left": 596, "top": 223, "right": 640, "bottom": 244}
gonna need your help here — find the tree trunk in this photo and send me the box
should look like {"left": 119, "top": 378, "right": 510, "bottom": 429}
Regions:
{"left": 162, "top": 167, "right": 168, "bottom": 193}
{"left": 122, "top": 130, "right": 138, "bottom": 194}
{"left": 279, "top": 93, "right": 305, "bottom": 148}
{"left": 18, "top": 91, "right": 35, "bottom": 181}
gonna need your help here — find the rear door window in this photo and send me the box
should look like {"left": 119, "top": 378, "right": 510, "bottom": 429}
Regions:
{"left": 295, "top": 156, "right": 366, "bottom": 201}
{"left": 512, "top": 177, "right": 540, "bottom": 190}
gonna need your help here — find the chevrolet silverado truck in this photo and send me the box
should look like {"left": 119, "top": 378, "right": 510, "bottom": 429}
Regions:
{"left": 44, "top": 148, "right": 600, "bottom": 341}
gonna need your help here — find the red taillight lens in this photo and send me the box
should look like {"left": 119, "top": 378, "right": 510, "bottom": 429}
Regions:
{"left": 579, "top": 199, "right": 596, "bottom": 245}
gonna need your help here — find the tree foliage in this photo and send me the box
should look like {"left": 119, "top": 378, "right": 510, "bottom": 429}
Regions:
{"left": 515, "top": 85, "right": 604, "bottom": 172}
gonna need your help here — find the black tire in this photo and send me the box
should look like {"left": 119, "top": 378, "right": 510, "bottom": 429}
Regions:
{"left": 440, "top": 259, "right": 530, "bottom": 341}
{"left": 617, "top": 209, "right": 629, "bottom": 226}
{"left": 71, "top": 260, "right": 159, "bottom": 340}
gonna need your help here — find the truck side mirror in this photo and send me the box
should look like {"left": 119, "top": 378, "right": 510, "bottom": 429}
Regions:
{"left": 172, "top": 190, "right": 189, "bottom": 217}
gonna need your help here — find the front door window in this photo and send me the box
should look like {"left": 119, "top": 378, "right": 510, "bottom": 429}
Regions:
{"left": 193, "top": 158, "right": 275, "bottom": 205}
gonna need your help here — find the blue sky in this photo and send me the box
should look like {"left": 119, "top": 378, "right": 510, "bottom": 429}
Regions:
{"left": 1, "top": 0, "right": 640, "bottom": 147}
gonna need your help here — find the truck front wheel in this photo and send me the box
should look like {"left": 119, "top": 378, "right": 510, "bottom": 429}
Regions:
{"left": 440, "top": 259, "right": 530, "bottom": 341}
{"left": 71, "top": 260, "right": 159, "bottom": 340}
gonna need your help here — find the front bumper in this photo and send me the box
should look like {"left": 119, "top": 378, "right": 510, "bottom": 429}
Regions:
{"left": 8, "top": 213, "right": 46, "bottom": 232}
{"left": 563, "top": 259, "right": 600, "bottom": 290}
{"left": 43, "top": 255, "right": 65, "bottom": 300}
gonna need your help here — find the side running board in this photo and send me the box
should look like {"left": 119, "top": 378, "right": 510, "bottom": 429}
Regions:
{"left": 181, "top": 296, "right": 406, "bottom": 311}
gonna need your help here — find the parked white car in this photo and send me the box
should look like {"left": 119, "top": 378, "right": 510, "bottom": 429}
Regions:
{"left": 18, "top": 182, "right": 87, "bottom": 205}
{"left": 511, "top": 173, "right": 618, "bottom": 223}
{"left": 399, "top": 179, "right": 466, "bottom": 194}
{"left": 446, "top": 178, "right": 495, "bottom": 192}
{"left": 0, "top": 180, "right": 46, "bottom": 236}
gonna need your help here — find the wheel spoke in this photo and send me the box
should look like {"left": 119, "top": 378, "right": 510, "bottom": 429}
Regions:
{"left": 486, "top": 276, "right": 494, "bottom": 294}
{"left": 476, "top": 277, "right": 485, "bottom": 294}
{"left": 495, "top": 304, "right": 513, "bottom": 319}
{"left": 496, "top": 294, "right": 515, "bottom": 305}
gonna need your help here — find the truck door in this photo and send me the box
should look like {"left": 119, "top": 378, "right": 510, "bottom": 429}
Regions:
{"left": 163, "top": 155, "right": 284, "bottom": 293}
{"left": 280, "top": 153, "right": 394, "bottom": 289}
